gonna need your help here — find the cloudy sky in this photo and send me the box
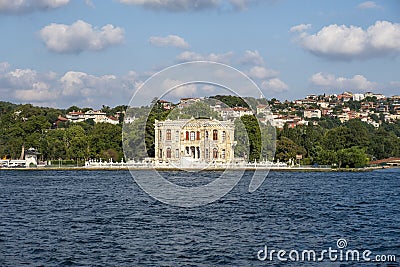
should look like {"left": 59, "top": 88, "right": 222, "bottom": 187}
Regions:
{"left": 0, "top": 0, "right": 399, "bottom": 108}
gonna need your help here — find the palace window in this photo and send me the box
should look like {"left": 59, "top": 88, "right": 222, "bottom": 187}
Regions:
{"left": 222, "top": 131, "right": 226, "bottom": 141}
{"left": 166, "top": 129, "right": 171, "bottom": 141}
{"left": 175, "top": 131, "right": 179, "bottom": 141}
{"left": 221, "top": 149, "right": 226, "bottom": 159}
{"left": 190, "top": 131, "right": 196, "bottom": 141}
{"left": 213, "top": 148, "right": 218, "bottom": 159}
{"left": 175, "top": 149, "right": 179, "bottom": 158}
{"left": 205, "top": 149, "right": 209, "bottom": 159}
{"left": 205, "top": 131, "right": 209, "bottom": 140}
{"left": 159, "top": 149, "right": 162, "bottom": 158}
{"left": 186, "top": 131, "right": 189, "bottom": 140}
{"left": 159, "top": 130, "right": 162, "bottom": 140}
{"left": 196, "top": 131, "right": 200, "bottom": 140}
{"left": 166, "top": 148, "right": 171, "bottom": 158}
{"left": 213, "top": 130, "right": 218, "bottom": 140}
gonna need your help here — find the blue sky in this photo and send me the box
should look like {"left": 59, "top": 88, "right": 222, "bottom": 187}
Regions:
{"left": 0, "top": 0, "right": 399, "bottom": 108}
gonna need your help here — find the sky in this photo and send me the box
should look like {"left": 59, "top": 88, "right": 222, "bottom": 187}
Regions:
{"left": 0, "top": 0, "right": 399, "bottom": 109}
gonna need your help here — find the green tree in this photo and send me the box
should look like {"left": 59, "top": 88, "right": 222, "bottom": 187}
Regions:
{"left": 122, "top": 117, "right": 147, "bottom": 160}
{"left": 314, "top": 146, "right": 337, "bottom": 166}
{"left": 87, "top": 123, "right": 122, "bottom": 160}
{"left": 323, "top": 126, "right": 351, "bottom": 151}
{"left": 210, "top": 95, "right": 249, "bottom": 108}
{"left": 167, "top": 101, "right": 221, "bottom": 120}
{"left": 337, "top": 147, "right": 369, "bottom": 168}
{"left": 65, "top": 125, "right": 88, "bottom": 159}
{"left": 43, "top": 129, "right": 66, "bottom": 160}
{"left": 275, "top": 137, "right": 306, "bottom": 163}
{"left": 66, "top": 105, "right": 80, "bottom": 113}
{"left": 240, "top": 115, "right": 261, "bottom": 162}
{"left": 234, "top": 118, "right": 249, "bottom": 158}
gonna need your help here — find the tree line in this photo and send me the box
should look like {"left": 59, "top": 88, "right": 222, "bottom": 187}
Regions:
{"left": 0, "top": 102, "right": 123, "bottom": 162}
{"left": 1, "top": 100, "right": 399, "bottom": 167}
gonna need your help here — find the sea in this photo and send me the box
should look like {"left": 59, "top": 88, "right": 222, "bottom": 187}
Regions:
{"left": 0, "top": 169, "right": 399, "bottom": 267}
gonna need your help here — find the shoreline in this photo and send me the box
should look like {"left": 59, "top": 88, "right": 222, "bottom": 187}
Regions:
{"left": 0, "top": 166, "right": 392, "bottom": 172}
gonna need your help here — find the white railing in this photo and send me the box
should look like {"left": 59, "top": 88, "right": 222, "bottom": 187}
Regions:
{"left": 84, "top": 159, "right": 289, "bottom": 169}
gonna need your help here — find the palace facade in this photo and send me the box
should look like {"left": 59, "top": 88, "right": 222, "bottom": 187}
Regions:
{"left": 154, "top": 118, "right": 235, "bottom": 165}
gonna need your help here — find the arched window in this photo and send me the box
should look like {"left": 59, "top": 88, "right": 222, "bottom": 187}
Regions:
{"left": 213, "top": 148, "right": 218, "bottom": 159}
{"left": 190, "top": 146, "right": 196, "bottom": 158}
{"left": 221, "top": 149, "right": 226, "bottom": 159}
{"left": 175, "top": 130, "right": 179, "bottom": 141}
{"left": 186, "top": 131, "right": 189, "bottom": 140}
{"left": 190, "top": 131, "right": 195, "bottom": 141}
{"left": 166, "top": 129, "right": 171, "bottom": 140}
{"left": 213, "top": 130, "right": 218, "bottom": 140}
{"left": 166, "top": 148, "right": 171, "bottom": 158}
{"left": 222, "top": 131, "right": 226, "bottom": 141}
{"left": 196, "top": 131, "right": 200, "bottom": 140}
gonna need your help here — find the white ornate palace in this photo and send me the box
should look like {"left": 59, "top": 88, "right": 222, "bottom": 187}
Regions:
{"left": 154, "top": 118, "right": 235, "bottom": 166}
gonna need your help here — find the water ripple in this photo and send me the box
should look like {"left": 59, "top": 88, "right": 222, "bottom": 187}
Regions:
{"left": 0, "top": 169, "right": 399, "bottom": 266}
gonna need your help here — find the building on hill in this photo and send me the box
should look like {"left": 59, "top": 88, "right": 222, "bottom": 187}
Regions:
{"left": 54, "top": 115, "right": 68, "bottom": 127}
{"left": 66, "top": 111, "right": 85, "bottom": 122}
{"left": 84, "top": 110, "right": 107, "bottom": 123}
{"left": 64, "top": 110, "right": 120, "bottom": 125}
{"left": 103, "top": 116, "right": 119, "bottom": 125}
{"left": 353, "top": 93, "right": 365, "bottom": 101}
{"left": 303, "top": 109, "right": 322, "bottom": 119}
{"left": 154, "top": 118, "right": 235, "bottom": 166}
{"left": 338, "top": 92, "right": 353, "bottom": 102}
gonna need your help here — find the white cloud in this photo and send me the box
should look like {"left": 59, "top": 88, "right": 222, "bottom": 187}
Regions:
{"left": 248, "top": 66, "right": 278, "bottom": 80}
{"left": 7, "top": 69, "right": 38, "bottom": 88}
{"left": 57, "top": 71, "right": 137, "bottom": 107}
{"left": 39, "top": 20, "right": 125, "bottom": 54}
{"left": 0, "top": 65, "right": 60, "bottom": 105}
{"left": 239, "top": 50, "right": 264, "bottom": 65}
{"left": 84, "top": 0, "right": 95, "bottom": 8}
{"left": 0, "top": 62, "right": 10, "bottom": 72}
{"left": 14, "top": 82, "right": 57, "bottom": 102}
{"left": 116, "top": 0, "right": 219, "bottom": 12}
{"left": 290, "top": 23, "right": 312, "bottom": 33}
{"left": 161, "top": 79, "right": 197, "bottom": 98}
{"left": 176, "top": 51, "right": 234, "bottom": 63}
{"left": 357, "top": 1, "right": 382, "bottom": 10}
{"left": 60, "top": 71, "right": 121, "bottom": 100}
{"left": 0, "top": 62, "right": 138, "bottom": 108}
{"left": 292, "top": 20, "right": 400, "bottom": 60}
{"left": 261, "top": 78, "right": 288, "bottom": 93}
{"left": 116, "top": 0, "right": 267, "bottom": 12}
{"left": 176, "top": 51, "right": 204, "bottom": 61}
{"left": 149, "top": 35, "right": 189, "bottom": 48}
{"left": 310, "top": 72, "right": 378, "bottom": 91}
{"left": 0, "top": 0, "right": 70, "bottom": 14}
{"left": 228, "top": 0, "right": 260, "bottom": 10}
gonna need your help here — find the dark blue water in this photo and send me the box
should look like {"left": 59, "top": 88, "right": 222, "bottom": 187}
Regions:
{"left": 0, "top": 169, "right": 399, "bottom": 266}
